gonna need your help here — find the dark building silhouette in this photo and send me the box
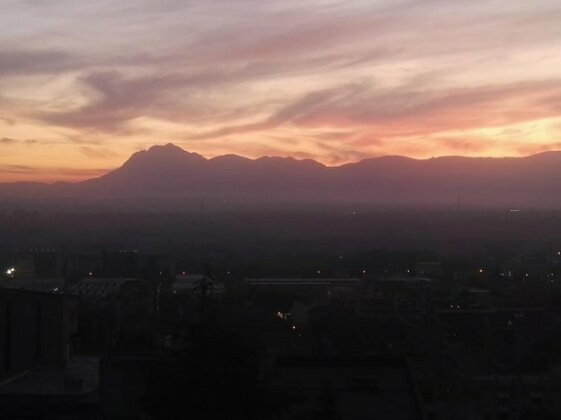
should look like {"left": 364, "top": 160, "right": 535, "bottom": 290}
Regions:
{"left": 65, "top": 253, "right": 103, "bottom": 280}
{"left": 102, "top": 250, "right": 140, "bottom": 278}
{"left": 0, "top": 288, "right": 77, "bottom": 376}
{"left": 0, "top": 288, "right": 99, "bottom": 419}
{"left": 15, "top": 248, "right": 62, "bottom": 279}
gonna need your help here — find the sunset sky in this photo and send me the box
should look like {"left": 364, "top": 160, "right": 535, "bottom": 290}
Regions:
{"left": 1, "top": 0, "right": 561, "bottom": 182}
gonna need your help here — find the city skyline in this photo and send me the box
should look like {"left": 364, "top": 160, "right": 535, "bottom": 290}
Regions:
{"left": 1, "top": 0, "right": 561, "bottom": 182}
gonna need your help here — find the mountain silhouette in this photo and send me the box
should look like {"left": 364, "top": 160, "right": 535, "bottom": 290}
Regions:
{"left": 2, "top": 143, "right": 561, "bottom": 210}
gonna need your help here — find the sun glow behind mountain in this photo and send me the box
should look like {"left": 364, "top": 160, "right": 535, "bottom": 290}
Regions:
{"left": 1, "top": 0, "right": 561, "bottom": 182}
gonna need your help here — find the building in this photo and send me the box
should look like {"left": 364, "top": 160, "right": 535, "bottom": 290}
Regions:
{"left": 14, "top": 248, "right": 63, "bottom": 279}
{"left": 416, "top": 261, "right": 443, "bottom": 278}
{"left": 0, "top": 288, "right": 99, "bottom": 419}
{"left": 0, "top": 288, "right": 78, "bottom": 378}
{"left": 65, "top": 253, "right": 103, "bottom": 279}
{"left": 70, "top": 278, "right": 153, "bottom": 349}
{"left": 172, "top": 273, "right": 224, "bottom": 295}
{"left": 246, "top": 277, "right": 361, "bottom": 301}
{"left": 268, "top": 355, "right": 423, "bottom": 420}
{"left": 101, "top": 250, "right": 140, "bottom": 278}
{"left": 246, "top": 277, "right": 361, "bottom": 289}
{"left": 0, "top": 277, "right": 66, "bottom": 294}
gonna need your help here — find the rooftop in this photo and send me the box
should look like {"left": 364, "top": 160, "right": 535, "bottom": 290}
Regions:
{"left": 0, "top": 357, "right": 99, "bottom": 396}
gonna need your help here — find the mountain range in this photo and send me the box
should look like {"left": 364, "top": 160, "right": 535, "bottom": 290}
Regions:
{"left": 2, "top": 143, "right": 561, "bottom": 210}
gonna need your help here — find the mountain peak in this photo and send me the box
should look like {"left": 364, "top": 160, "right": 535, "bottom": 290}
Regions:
{"left": 147, "top": 142, "right": 184, "bottom": 153}
{"left": 144, "top": 143, "right": 203, "bottom": 159}
{"left": 125, "top": 143, "right": 205, "bottom": 165}
{"left": 97, "top": 143, "right": 206, "bottom": 186}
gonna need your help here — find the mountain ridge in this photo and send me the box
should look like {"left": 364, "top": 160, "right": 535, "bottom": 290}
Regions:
{"left": 2, "top": 144, "right": 561, "bottom": 209}
{"left": 4, "top": 143, "right": 561, "bottom": 187}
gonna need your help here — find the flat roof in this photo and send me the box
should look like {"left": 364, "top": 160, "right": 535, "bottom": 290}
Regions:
{"left": 246, "top": 278, "right": 360, "bottom": 284}
{"left": 0, "top": 357, "right": 99, "bottom": 396}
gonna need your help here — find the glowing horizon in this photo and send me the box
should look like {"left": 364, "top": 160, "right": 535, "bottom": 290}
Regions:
{"left": 1, "top": 0, "right": 561, "bottom": 182}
